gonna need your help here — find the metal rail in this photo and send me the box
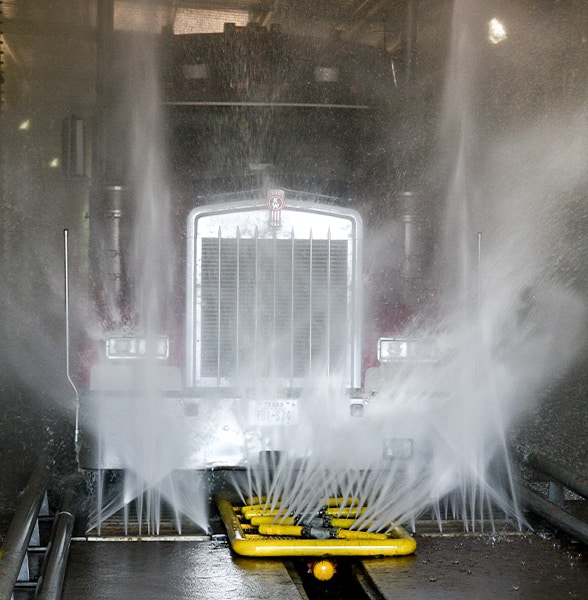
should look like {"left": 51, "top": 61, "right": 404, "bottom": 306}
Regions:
{"left": 35, "top": 476, "right": 80, "bottom": 600}
{"left": 0, "top": 459, "right": 49, "bottom": 600}
{"left": 520, "top": 487, "right": 588, "bottom": 546}
{"left": 521, "top": 452, "right": 588, "bottom": 546}
{"left": 525, "top": 452, "right": 588, "bottom": 500}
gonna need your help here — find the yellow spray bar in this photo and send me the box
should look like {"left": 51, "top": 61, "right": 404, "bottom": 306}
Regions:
{"left": 258, "top": 524, "right": 389, "bottom": 541}
{"left": 249, "top": 515, "right": 376, "bottom": 530}
{"left": 241, "top": 506, "right": 288, "bottom": 520}
{"left": 216, "top": 494, "right": 417, "bottom": 558}
{"left": 323, "top": 506, "right": 367, "bottom": 518}
{"left": 242, "top": 499, "right": 366, "bottom": 521}
{"left": 244, "top": 496, "right": 358, "bottom": 508}
{"left": 250, "top": 515, "right": 297, "bottom": 526}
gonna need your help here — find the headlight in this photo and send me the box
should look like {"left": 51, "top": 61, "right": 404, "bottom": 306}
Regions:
{"left": 106, "top": 336, "right": 169, "bottom": 360}
{"left": 377, "top": 338, "right": 439, "bottom": 363}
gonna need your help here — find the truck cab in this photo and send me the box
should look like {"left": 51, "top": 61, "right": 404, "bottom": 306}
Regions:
{"left": 78, "top": 23, "right": 438, "bottom": 473}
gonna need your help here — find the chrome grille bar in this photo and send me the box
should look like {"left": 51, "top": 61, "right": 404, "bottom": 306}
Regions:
{"left": 290, "top": 228, "right": 295, "bottom": 385}
{"left": 253, "top": 226, "right": 259, "bottom": 380}
{"left": 308, "top": 229, "right": 313, "bottom": 377}
{"left": 326, "top": 228, "right": 332, "bottom": 378}
{"left": 235, "top": 227, "right": 241, "bottom": 377}
{"left": 216, "top": 226, "right": 221, "bottom": 385}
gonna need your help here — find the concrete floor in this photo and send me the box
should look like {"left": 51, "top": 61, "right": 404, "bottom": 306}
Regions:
{"left": 59, "top": 531, "right": 587, "bottom": 599}
{"left": 61, "top": 538, "right": 304, "bottom": 600}
{"left": 362, "top": 533, "right": 587, "bottom": 599}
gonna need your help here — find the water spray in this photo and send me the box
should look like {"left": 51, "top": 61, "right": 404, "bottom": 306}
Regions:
{"left": 476, "top": 231, "right": 482, "bottom": 322}
{"left": 63, "top": 228, "right": 80, "bottom": 449}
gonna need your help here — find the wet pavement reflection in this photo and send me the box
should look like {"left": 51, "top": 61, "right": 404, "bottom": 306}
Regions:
{"left": 61, "top": 538, "right": 304, "bottom": 600}
{"left": 60, "top": 531, "right": 587, "bottom": 599}
{"left": 363, "top": 533, "right": 587, "bottom": 599}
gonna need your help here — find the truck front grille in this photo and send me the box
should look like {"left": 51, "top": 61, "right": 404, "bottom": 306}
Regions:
{"left": 186, "top": 197, "right": 362, "bottom": 389}
{"left": 200, "top": 237, "right": 348, "bottom": 381}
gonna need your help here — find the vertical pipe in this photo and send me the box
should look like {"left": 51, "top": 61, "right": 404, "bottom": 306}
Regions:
{"left": 399, "top": 191, "right": 427, "bottom": 305}
{"left": 0, "top": 2, "right": 5, "bottom": 266}
{"left": 0, "top": 0, "right": 4, "bottom": 113}
{"left": 64, "top": 229, "right": 80, "bottom": 447}
{"left": 548, "top": 481, "right": 565, "bottom": 507}
{"left": 404, "top": 0, "right": 419, "bottom": 89}
{"left": 95, "top": 0, "right": 114, "bottom": 180}
{"left": 91, "top": 3, "right": 126, "bottom": 330}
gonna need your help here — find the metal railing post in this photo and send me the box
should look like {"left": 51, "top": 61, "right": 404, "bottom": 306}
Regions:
{"left": 0, "top": 459, "right": 49, "bottom": 600}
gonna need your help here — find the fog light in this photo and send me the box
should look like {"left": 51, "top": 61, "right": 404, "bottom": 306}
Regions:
{"left": 106, "top": 335, "right": 169, "bottom": 359}
{"left": 378, "top": 338, "right": 439, "bottom": 363}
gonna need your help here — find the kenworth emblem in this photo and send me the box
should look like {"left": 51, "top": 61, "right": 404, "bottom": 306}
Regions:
{"left": 268, "top": 189, "right": 285, "bottom": 228}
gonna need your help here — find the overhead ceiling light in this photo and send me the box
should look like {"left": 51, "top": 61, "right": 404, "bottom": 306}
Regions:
{"left": 488, "top": 18, "right": 507, "bottom": 45}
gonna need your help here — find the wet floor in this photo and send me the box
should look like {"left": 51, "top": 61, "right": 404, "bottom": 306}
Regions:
{"left": 362, "top": 533, "right": 587, "bottom": 599}
{"left": 60, "top": 531, "right": 587, "bottom": 599}
{"left": 61, "top": 538, "right": 304, "bottom": 600}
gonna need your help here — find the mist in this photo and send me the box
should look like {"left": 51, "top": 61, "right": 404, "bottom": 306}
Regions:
{"left": 1, "top": 0, "right": 587, "bottom": 535}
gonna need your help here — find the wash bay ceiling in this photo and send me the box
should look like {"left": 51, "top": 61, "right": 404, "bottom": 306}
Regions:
{"left": 0, "top": 0, "right": 447, "bottom": 51}
{"left": 3, "top": 1, "right": 585, "bottom": 67}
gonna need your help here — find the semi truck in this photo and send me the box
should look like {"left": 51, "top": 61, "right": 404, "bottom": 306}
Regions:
{"left": 77, "top": 22, "right": 438, "bottom": 474}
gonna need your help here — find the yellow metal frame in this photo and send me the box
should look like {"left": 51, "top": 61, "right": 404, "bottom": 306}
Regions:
{"left": 216, "top": 494, "right": 417, "bottom": 558}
